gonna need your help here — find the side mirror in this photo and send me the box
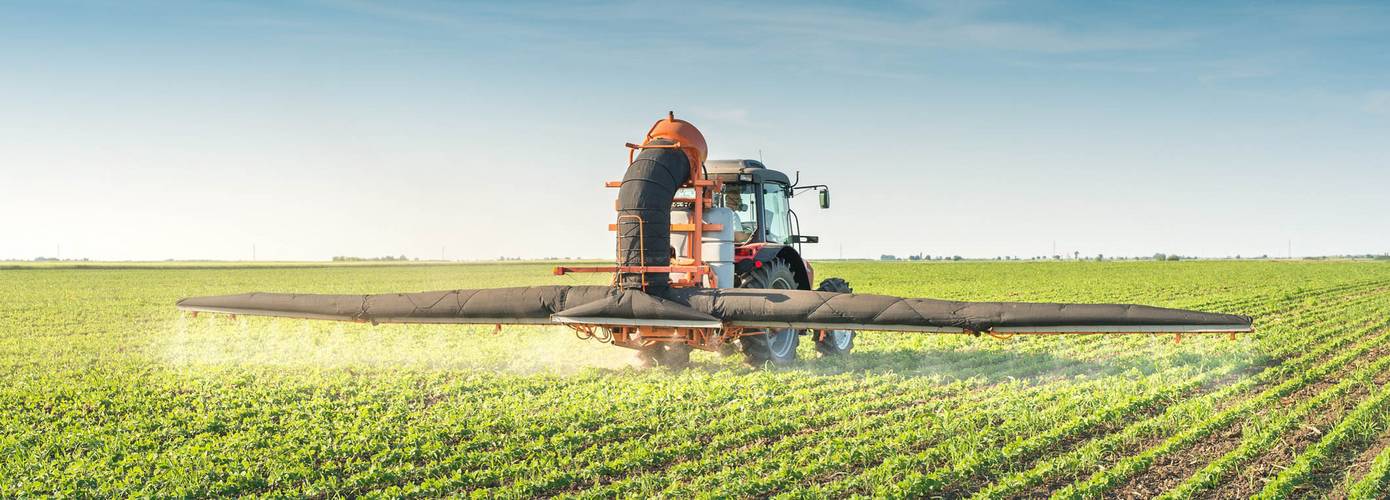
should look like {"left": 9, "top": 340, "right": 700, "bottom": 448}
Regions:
{"left": 818, "top": 189, "right": 831, "bottom": 209}
{"left": 791, "top": 235, "right": 820, "bottom": 244}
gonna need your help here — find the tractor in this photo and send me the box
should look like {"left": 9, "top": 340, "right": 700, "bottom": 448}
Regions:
{"left": 698, "top": 160, "right": 855, "bottom": 367}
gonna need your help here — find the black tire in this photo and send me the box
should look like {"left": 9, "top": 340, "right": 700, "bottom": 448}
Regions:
{"left": 814, "top": 278, "right": 856, "bottom": 356}
{"left": 636, "top": 344, "right": 692, "bottom": 369}
{"left": 738, "top": 259, "right": 800, "bottom": 367}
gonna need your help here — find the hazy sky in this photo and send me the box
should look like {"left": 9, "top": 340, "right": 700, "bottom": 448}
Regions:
{"left": 4, "top": 1, "right": 1388, "bottom": 261}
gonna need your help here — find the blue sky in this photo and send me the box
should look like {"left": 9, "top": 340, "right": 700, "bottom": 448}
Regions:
{"left": 3, "top": 1, "right": 1388, "bottom": 260}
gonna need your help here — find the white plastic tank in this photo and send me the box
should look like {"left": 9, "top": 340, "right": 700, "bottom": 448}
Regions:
{"left": 670, "top": 207, "right": 736, "bottom": 289}
{"left": 702, "top": 207, "right": 736, "bottom": 289}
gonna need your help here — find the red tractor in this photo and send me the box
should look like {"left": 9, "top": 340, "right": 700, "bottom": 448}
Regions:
{"left": 702, "top": 159, "right": 854, "bottom": 366}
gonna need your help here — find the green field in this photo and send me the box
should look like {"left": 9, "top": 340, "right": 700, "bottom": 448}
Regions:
{"left": 6, "top": 260, "right": 1390, "bottom": 497}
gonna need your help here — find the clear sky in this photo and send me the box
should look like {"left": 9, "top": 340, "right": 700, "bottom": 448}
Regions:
{"left": 4, "top": 1, "right": 1388, "bottom": 261}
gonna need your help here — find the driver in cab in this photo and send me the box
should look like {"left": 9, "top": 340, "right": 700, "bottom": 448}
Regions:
{"left": 721, "top": 186, "right": 755, "bottom": 243}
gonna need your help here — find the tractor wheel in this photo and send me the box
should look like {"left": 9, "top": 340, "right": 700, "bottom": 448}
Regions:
{"left": 814, "top": 278, "right": 856, "bottom": 356}
{"left": 636, "top": 344, "right": 691, "bottom": 369}
{"left": 738, "top": 258, "right": 800, "bottom": 367}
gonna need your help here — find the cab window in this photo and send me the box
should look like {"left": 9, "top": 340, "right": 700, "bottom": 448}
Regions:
{"left": 762, "top": 183, "right": 792, "bottom": 244}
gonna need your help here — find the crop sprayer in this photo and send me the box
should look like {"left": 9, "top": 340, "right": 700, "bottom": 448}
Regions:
{"left": 177, "top": 113, "right": 1253, "bottom": 368}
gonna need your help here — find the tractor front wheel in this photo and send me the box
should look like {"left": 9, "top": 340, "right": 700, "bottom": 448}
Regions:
{"left": 814, "top": 277, "right": 856, "bottom": 356}
{"left": 738, "top": 258, "right": 800, "bottom": 367}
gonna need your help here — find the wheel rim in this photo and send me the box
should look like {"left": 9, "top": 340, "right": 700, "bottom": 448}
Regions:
{"left": 767, "top": 275, "right": 796, "bottom": 358}
{"left": 826, "top": 329, "right": 852, "bottom": 350}
{"left": 768, "top": 328, "right": 796, "bottom": 358}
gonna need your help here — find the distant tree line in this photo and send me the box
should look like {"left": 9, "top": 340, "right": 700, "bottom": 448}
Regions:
{"left": 332, "top": 255, "right": 412, "bottom": 262}
{"left": 1309, "top": 254, "right": 1390, "bottom": 261}
{"left": 881, "top": 254, "right": 963, "bottom": 261}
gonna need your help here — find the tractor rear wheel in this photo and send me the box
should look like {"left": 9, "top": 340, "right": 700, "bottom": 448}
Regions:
{"left": 738, "top": 258, "right": 800, "bottom": 367}
{"left": 814, "top": 278, "right": 856, "bottom": 356}
{"left": 636, "top": 344, "right": 691, "bottom": 369}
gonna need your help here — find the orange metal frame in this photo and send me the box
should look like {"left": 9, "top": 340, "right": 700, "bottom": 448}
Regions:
{"left": 555, "top": 112, "right": 722, "bottom": 290}
{"left": 552, "top": 112, "right": 743, "bottom": 350}
{"left": 567, "top": 323, "right": 754, "bottom": 353}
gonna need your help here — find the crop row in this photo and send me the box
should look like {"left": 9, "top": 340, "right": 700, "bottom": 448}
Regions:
{"left": 973, "top": 291, "right": 1390, "bottom": 497}
{"left": 1255, "top": 376, "right": 1390, "bottom": 497}
{"left": 1058, "top": 315, "right": 1390, "bottom": 496}
{"left": 1347, "top": 437, "right": 1390, "bottom": 498}
{"left": 1157, "top": 340, "right": 1390, "bottom": 498}
{"left": 971, "top": 293, "right": 1390, "bottom": 498}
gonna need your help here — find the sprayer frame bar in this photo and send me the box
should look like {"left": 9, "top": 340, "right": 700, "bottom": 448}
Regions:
{"left": 553, "top": 265, "right": 715, "bottom": 275}
{"left": 564, "top": 323, "right": 753, "bottom": 353}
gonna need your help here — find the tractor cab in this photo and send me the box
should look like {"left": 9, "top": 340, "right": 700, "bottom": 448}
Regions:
{"left": 703, "top": 160, "right": 828, "bottom": 246}
{"left": 696, "top": 159, "right": 830, "bottom": 291}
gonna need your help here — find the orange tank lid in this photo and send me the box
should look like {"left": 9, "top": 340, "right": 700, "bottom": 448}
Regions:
{"left": 644, "top": 111, "right": 708, "bottom": 167}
